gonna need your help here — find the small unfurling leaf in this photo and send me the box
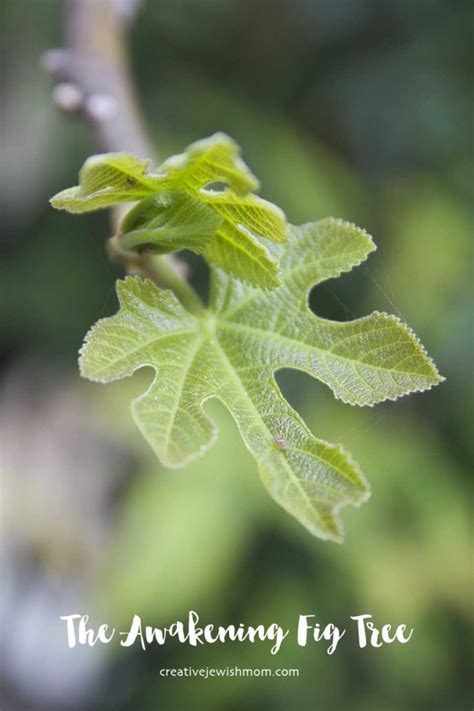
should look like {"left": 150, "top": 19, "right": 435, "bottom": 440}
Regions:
{"left": 120, "top": 191, "right": 222, "bottom": 255}
{"left": 50, "top": 153, "right": 159, "bottom": 212}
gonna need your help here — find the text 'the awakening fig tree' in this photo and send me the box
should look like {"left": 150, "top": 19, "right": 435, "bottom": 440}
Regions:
{"left": 51, "top": 133, "right": 443, "bottom": 542}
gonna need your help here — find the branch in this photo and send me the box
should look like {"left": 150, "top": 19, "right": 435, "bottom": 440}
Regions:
{"left": 42, "top": 0, "right": 154, "bottom": 161}
{"left": 42, "top": 0, "right": 193, "bottom": 292}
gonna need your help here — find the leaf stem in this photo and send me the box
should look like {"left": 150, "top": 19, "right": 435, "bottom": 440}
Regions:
{"left": 107, "top": 234, "right": 205, "bottom": 315}
{"left": 146, "top": 255, "right": 205, "bottom": 315}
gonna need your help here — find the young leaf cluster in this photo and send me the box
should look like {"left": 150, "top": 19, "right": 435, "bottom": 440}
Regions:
{"left": 51, "top": 134, "right": 443, "bottom": 541}
{"left": 51, "top": 133, "right": 286, "bottom": 287}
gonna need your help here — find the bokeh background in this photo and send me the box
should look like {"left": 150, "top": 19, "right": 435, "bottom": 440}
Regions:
{"left": 1, "top": 1, "right": 472, "bottom": 709}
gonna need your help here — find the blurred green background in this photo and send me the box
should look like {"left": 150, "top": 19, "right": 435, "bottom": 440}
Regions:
{"left": 1, "top": 1, "right": 472, "bottom": 710}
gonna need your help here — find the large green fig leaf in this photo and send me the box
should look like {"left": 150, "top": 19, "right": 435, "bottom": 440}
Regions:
{"left": 79, "top": 218, "right": 443, "bottom": 541}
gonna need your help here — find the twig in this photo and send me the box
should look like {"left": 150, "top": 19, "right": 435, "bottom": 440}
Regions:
{"left": 42, "top": 0, "right": 153, "bottom": 161}
{"left": 42, "top": 0, "right": 196, "bottom": 301}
